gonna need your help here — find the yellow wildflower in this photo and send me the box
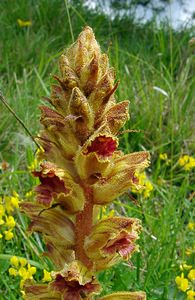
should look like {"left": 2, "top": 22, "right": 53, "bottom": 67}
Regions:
{"left": 25, "top": 191, "right": 33, "bottom": 198}
{"left": 10, "top": 256, "right": 19, "bottom": 267}
{"left": 99, "top": 206, "right": 115, "bottom": 220}
{"left": 175, "top": 272, "right": 189, "bottom": 292}
{"left": 8, "top": 267, "right": 18, "bottom": 276}
{"left": 11, "top": 193, "right": 20, "bottom": 208}
{"left": 20, "top": 279, "right": 25, "bottom": 289}
{"left": 17, "top": 19, "right": 32, "bottom": 27}
{"left": 188, "top": 223, "right": 195, "bottom": 231}
{"left": 19, "top": 257, "right": 27, "bottom": 267}
{"left": 4, "top": 230, "right": 14, "bottom": 240}
{"left": 180, "top": 263, "right": 192, "bottom": 271}
{"left": 0, "top": 218, "right": 4, "bottom": 225}
{"left": 27, "top": 264, "right": 36, "bottom": 276}
{"left": 6, "top": 216, "right": 16, "bottom": 228}
{"left": 4, "top": 196, "right": 14, "bottom": 213}
{"left": 132, "top": 172, "right": 153, "bottom": 198}
{"left": 0, "top": 204, "right": 5, "bottom": 217}
{"left": 187, "top": 290, "right": 195, "bottom": 300}
{"left": 18, "top": 267, "right": 28, "bottom": 279}
{"left": 0, "top": 233, "right": 3, "bottom": 238}
{"left": 178, "top": 155, "right": 195, "bottom": 171}
{"left": 159, "top": 153, "right": 168, "bottom": 160}
{"left": 42, "top": 269, "right": 52, "bottom": 282}
{"left": 188, "top": 269, "right": 195, "bottom": 281}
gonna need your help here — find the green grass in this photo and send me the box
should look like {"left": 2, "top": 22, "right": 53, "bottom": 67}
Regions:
{"left": 0, "top": 1, "right": 194, "bottom": 299}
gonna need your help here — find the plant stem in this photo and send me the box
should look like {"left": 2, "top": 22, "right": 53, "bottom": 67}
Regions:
{"left": 75, "top": 183, "right": 93, "bottom": 269}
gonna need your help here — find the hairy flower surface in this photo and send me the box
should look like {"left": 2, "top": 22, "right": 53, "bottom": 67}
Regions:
{"left": 22, "top": 26, "right": 150, "bottom": 299}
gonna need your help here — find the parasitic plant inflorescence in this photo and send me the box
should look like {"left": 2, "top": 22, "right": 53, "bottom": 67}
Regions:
{"left": 21, "top": 27, "right": 150, "bottom": 300}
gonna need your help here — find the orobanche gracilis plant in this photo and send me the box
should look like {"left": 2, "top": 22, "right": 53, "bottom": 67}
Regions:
{"left": 21, "top": 27, "right": 150, "bottom": 300}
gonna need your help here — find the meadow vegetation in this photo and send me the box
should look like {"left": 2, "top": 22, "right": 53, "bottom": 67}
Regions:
{"left": 0, "top": 1, "right": 194, "bottom": 299}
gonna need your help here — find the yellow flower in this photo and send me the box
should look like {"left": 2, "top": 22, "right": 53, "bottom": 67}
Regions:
{"left": 0, "top": 217, "right": 4, "bottom": 225}
{"left": 178, "top": 155, "right": 195, "bottom": 171}
{"left": 98, "top": 206, "right": 115, "bottom": 220}
{"left": 42, "top": 269, "right": 52, "bottom": 282}
{"left": 180, "top": 263, "right": 192, "bottom": 271}
{"left": 188, "top": 269, "right": 195, "bottom": 281}
{"left": 6, "top": 215, "right": 16, "bottom": 228}
{"left": 17, "top": 19, "right": 32, "bottom": 27}
{"left": 19, "top": 257, "right": 27, "bottom": 267}
{"left": 132, "top": 172, "right": 153, "bottom": 198}
{"left": 187, "top": 290, "right": 195, "bottom": 300}
{"left": 4, "top": 196, "right": 13, "bottom": 213}
{"left": 178, "top": 155, "right": 189, "bottom": 166}
{"left": 11, "top": 194, "right": 20, "bottom": 208}
{"left": 159, "top": 153, "right": 168, "bottom": 160}
{"left": 175, "top": 272, "right": 189, "bottom": 292}
{"left": 4, "top": 230, "right": 14, "bottom": 240}
{"left": 8, "top": 267, "right": 18, "bottom": 276}
{"left": 27, "top": 264, "right": 36, "bottom": 276}
{"left": 188, "top": 223, "right": 195, "bottom": 231}
{"left": 18, "top": 267, "right": 28, "bottom": 279}
{"left": 10, "top": 256, "right": 19, "bottom": 267}
{"left": 0, "top": 233, "right": 3, "bottom": 238}
{"left": 0, "top": 204, "right": 5, "bottom": 218}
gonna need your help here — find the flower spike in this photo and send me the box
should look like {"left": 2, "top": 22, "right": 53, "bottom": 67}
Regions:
{"left": 21, "top": 26, "right": 149, "bottom": 299}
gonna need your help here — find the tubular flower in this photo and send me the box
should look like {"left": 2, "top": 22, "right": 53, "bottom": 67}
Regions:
{"left": 84, "top": 217, "right": 141, "bottom": 270}
{"left": 21, "top": 27, "right": 149, "bottom": 299}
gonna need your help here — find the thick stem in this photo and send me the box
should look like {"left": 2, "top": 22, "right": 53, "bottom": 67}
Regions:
{"left": 75, "top": 183, "right": 93, "bottom": 269}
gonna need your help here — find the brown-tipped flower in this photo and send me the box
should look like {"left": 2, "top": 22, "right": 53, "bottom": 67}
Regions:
{"left": 24, "top": 261, "right": 101, "bottom": 300}
{"left": 84, "top": 217, "right": 141, "bottom": 270}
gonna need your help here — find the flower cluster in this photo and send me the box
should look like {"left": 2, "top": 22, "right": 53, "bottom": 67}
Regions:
{"left": 175, "top": 222, "right": 195, "bottom": 299}
{"left": 131, "top": 172, "right": 153, "bottom": 199}
{"left": 21, "top": 27, "right": 150, "bottom": 299}
{"left": 9, "top": 256, "right": 37, "bottom": 289}
{"left": 178, "top": 155, "right": 195, "bottom": 171}
{"left": 175, "top": 268, "right": 195, "bottom": 299}
{"left": 8, "top": 255, "right": 52, "bottom": 296}
{"left": 0, "top": 191, "right": 20, "bottom": 240}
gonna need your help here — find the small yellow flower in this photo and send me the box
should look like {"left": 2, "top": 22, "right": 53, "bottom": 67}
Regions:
{"left": 159, "top": 153, "right": 168, "bottom": 160}
{"left": 178, "top": 155, "right": 195, "bottom": 171}
{"left": 11, "top": 194, "right": 20, "bottom": 208}
{"left": 27, "top": 264, "right": 36, "bottom": 276}
{"left": 20, "top": 279, "right": 25, "bottom": 289}
{"left": 10, "top": 256, "right": 19, "bottom": 267}
{"left": 187, "top": 290, "right": 195, "bottom": 300}
{"left": 4, "top": 230, "right": 14, "bottom": 240}
{"left": 25, "top": 191, "right": 33, "bottom": 198}
{"left": 175, "top": 272, "right": 189, "bottom": 292}
{"left": 0, "top": 218, "right": 4, "bottom": 225}
{"left": 6, "top": 215, "right": 16, "bottom": 228}
{"left": 188, "top": 223, "right": 195, "bottom": 231}
{"left": 19, "top": 257, "right": 27, "bottom": 267}
{"left": 42, "top": 269, "right": 52, "bottom": 282}
{"left": 0, "top": 204, "right": 5, "bottom": 218}
{"left": 18, "top": 267, "right": 28, "bottom": 279}
{"left": 0, "top": 233, "right": 3, "bottom": 238}
{"left": 8, "top": 267, "right": 18, "bottom": 276}
{"left": 180, "top": 263, "right": 192, "bottom": 271}
{"left": 17, "top": 19, "right": 32, "bottom": 27}
{"left": 188, "top": 269, "right": 195, "bottom": 281}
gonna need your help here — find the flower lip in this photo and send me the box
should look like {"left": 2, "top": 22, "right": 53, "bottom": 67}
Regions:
{"left": 84, "top": 135, "right": 117, "bottom": 157}
{"left": 103, "top": 231, "right": 137, "bottom": 259}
